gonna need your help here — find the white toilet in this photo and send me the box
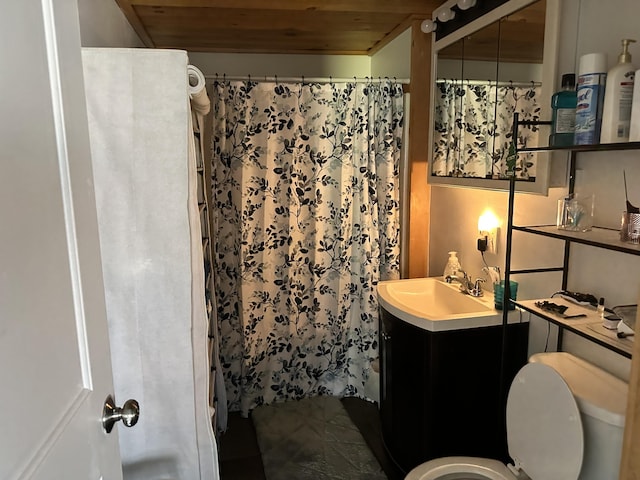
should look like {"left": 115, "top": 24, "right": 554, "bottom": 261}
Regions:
{"left": 405, "top": 352, "right": 628, "bottom": 480}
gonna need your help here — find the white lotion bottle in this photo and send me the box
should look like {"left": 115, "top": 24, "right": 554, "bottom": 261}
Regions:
{"left": 601, "top": 39, "right": 637, "bottom": 143}
{"left": 443, "top": 251, "right": 461, "bottom": 279}
{"left": 630, "top": 70, "right": 640, "bottom": 141}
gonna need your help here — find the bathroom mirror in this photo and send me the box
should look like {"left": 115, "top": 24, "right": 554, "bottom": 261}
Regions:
{"left": 428, "top": 0, "right": 561, "bottom": 194}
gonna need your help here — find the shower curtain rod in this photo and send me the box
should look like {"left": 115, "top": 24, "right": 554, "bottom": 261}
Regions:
{"left": 436, "top": 79, "right": 542, "bottom": 87}
{"left": 205, "top": 74, "right": 410, "bottom": 84}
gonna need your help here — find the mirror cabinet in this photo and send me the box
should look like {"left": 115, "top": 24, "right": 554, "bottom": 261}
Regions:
{"left": 428, "top": 0, "right": 560, "bottom": 193}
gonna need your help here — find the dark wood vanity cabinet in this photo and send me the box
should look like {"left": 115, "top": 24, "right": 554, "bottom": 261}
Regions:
{"left": 379, "top": 307, "right": 529, "bottom": 474}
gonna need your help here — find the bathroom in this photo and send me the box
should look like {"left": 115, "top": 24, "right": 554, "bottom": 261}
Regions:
{"left": 3, "top": 0, "right": 640, "bottom": 478}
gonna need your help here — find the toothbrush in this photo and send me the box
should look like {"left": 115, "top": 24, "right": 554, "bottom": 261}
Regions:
{"left": 483, "top": 266, "right": 500, "bottom": 285}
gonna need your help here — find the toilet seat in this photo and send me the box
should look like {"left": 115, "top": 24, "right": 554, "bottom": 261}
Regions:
{"left": 405, "top": 362, "right": 584, "bottom": 480}
{"left": 405, "top": 456, "right": 516, "bottom": 480}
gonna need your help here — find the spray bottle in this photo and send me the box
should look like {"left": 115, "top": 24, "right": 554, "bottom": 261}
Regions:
{"left": 575, "top": 53, "right": 608, "bottom": 145}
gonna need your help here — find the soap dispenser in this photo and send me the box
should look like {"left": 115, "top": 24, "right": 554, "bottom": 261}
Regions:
{"left": 601, "top": 39, "right": 637, "bottom": 143}
{"left": 443, "top": 251, "right": 462, "bottom": 279}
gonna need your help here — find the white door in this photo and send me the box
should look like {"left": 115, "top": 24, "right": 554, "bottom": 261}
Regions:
{"left": 0, "top": 1, "right": 124, "bottom": 478}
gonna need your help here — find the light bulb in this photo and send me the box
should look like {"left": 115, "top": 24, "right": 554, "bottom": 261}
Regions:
{"left": 437, "top": 8, "right": 456, "bottom": 22}
{"left": 478, "top": 210, "right": 500, "bottom": 254}
{"left": 457, "top": 0, "right": 477, "bottom": 10}
{"left": 420, "top": 19, "right": 437, "bottom": 33}
{"left": 478, "top": 210, "right": 499, "bottom": 232}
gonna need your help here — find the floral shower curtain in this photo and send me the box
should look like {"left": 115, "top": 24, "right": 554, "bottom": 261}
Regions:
{"left": 432, "top": 81, "right": 541, "bottom": 179}
{"left": 210, "top": 80, "right": 403, "bottom": 415}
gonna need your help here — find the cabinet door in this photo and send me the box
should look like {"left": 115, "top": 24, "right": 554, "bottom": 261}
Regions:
{"left": 380, "top": 309, "right": 529, "bottom": 471}
{"left": 429, "top": 327, "right": 505, "bottom": 459}
{"left": 379, "top": 309, "right": 429, "bottom": 472}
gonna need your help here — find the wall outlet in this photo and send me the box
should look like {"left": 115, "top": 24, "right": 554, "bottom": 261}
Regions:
{"left": 478, "top": 228, "right": 497, "bottom": 254}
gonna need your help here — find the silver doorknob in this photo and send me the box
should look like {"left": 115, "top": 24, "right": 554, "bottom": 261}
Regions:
{"left": 102, "top": 394, "right": 140, "bottom": 433}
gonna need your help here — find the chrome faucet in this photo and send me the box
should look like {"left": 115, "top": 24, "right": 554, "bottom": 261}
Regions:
{"left": 457, "top": 269, "right": 474, "bottom": 294}
{"left": 469, "top": 277, "right": 486, "bottom": 297}
{"left": 446, "top": 269, "right": 485, "bottom": 297}
{"left": 444, "top": 268, "right": 467, "bottom": 286}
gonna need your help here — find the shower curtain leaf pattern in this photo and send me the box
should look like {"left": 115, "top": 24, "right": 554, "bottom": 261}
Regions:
{"left": 211, "top": 80, "right": 402, "bottom": 415}
{"left": 432, "top": 82, "right": 541, "bottom": 179}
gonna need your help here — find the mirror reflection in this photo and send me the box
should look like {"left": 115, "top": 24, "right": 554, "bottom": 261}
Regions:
{"left": 431, "top": 0, "right": 546, "bottom": 181}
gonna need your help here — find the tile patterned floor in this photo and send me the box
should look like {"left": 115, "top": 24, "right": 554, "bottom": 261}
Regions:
{"left": 218, "top": 397, "right": 404, "bottom": 480}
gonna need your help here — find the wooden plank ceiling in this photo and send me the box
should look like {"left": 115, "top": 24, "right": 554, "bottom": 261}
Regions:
{"left": 115, "top": 0, "right": 442, "bottom": 55}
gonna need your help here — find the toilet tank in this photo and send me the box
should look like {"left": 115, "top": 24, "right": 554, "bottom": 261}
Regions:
{"left": 529, "top": 352, "right": 628, "bottom": 480}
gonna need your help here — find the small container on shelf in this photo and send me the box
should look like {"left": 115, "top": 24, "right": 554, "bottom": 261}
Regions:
{"left": 597, "top": 297, "right": 606, "bottom": 318}
{"left": 556, "top": 193, "right": 594, "bottom": 232}
{"left": 620, "top": 211, "right": 640, "bottom": 243}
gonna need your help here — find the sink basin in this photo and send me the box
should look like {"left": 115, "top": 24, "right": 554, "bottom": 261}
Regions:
{"left": 377, "top": 277, "right": 511, "bottom": 331}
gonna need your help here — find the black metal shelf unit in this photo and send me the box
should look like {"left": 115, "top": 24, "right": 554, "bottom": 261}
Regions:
{"left": 502, "top": 112, "right": 639, "bottom": 356}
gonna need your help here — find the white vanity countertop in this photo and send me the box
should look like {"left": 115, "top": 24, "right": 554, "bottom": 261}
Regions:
{"left": 377, "top": 277, "right": 525, "bottom": 332}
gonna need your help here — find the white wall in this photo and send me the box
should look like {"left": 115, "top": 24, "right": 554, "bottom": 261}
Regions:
{"left": 187, "top": 52, "right": 371, "bottom": 79}
{"left": 371, "top": 28, "right": 412, "bottom": 80}
{"left": 77, "top": 0, "right": 142, "bottom": 47}
{"left": 428, "top": 0, "right": 640, "bottom": 380}
{"left": 187, "top": 25, "right": 415, "bottom": 80}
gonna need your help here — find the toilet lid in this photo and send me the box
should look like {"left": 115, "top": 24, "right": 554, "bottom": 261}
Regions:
{"left": 507, "top": 362, "right": 584, "bottom": 480}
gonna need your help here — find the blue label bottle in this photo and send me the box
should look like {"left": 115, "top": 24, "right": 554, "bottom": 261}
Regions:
{"left": 550, "top": 73, "right": 577, "bottom": 147}
{"left": 574, "top": 53, "right": 608, "bottom": 145}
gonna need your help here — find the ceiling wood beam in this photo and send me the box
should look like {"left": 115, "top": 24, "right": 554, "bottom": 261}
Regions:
{"left": 115, "top": 0, "right": 443, "bottom": 54}
{"left": 137, "top": 7, "right": 406, "bottom": 31}
{"left": 153, "top": 31, "right": 383, "bottom": 55}
{"left": 126, "top": 0, "right": 435, "bottom": 15}
{"left": 115, "top": 0, "right": 155, "bottom": 46}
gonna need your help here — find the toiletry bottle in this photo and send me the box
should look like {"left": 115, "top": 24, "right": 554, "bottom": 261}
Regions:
{"left": 443, "top": 251, "right": 461, "bottom": 279}
{"left": 575, "top": 53, "right": 608, "bottom": 145}
{"left": 601, "top": 39, "right": 637, "bottom": 143}
{"left": 629, "top": 68, "right": 640, "bottom": 141}
{"left": 597, "top": 297, "right": 605, "bottom": 318}
{"left": 550, "top": 73, "right": 577, "bottom": 147}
